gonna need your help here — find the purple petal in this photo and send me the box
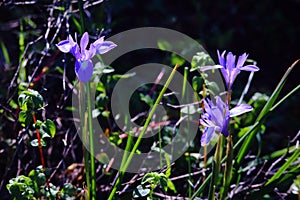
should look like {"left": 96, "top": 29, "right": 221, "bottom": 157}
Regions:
{"left": 92, "top": 36, "right": 105, "bottom": 47}
{"left": 203, "top": 98, "right": 213, "bottom": 112}
{"left": 75, "top": 60, "right": 94, "bottom": 82}
{"left": 201, "top": 127, "right": 215, "bottom": 146}
{"left": 56, "top": 39, "right": 73, "bottom": 53}
{"left": 221, "top": 114, "right": 229, "bottom": 137}
{"left": 228, "top": 68, "right": 240, "bottom": 89}
{"left": 215, "top": 96, "right": 226, "bottom": 111}
{"left": 226, "top": 52, "right": 236, "bottom": 70}
{"left": 217, "top": 50, "right": 226, "bottom": 66}
{"left": 210, "top": 106, "right": 223, "bottom": 128}
{"left": 236, "top": 53, "right": 248, "bottom": 68}
{"left": 200, "top": 65, "right": 223, "bottom": 72}
{"left": 71, "top": 44, "right": 80, "bottom": 59}
{"left": 95, "top": 41, "right": 117, "bottom": 54}
{"left": 240, "top": 65, "right": 260, "bottom": 72}
{"left": 230, "top": 104, "right": 253, "bottom": 117}
{"left": 80, "top": 32, "right": 89, "bottom": 52}
{"left": 200, "top": 118, "right": 215, "bottom": 128}
{"left": 220, "top": 68, "right": 229, "bottom": 86}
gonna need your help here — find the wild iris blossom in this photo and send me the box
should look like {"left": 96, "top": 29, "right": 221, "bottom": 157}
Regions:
{"left": 200, "top": 96, "right": 253, "bottom": 145}
{"left": 201, "top": 50, "right": 259, "bottom": 90}
{"left": 56, "top": 32, "right": 117, "bottom": 82}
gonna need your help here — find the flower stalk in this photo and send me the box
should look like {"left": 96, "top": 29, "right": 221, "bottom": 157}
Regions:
{"left": 108, "top": 64, "right": 179, "bottom": 200}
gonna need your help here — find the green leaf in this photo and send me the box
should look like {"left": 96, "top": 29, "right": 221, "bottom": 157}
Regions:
{"left": 192, "top": 76, "right": 204, "bottom": 92}
{"left": 19, "top": 110, "right": 32, "bottom": 127}
{"left": 191, "top": 52, "right": 214, "bottom": 71}
{"left": 142, "top": 173, "right": 156, "bottom": 185}
{"left": 23, "top": 89, "right": 44, "bottom": 109}
{"left": 59, "top": 183, "right": 78, "bottom": 199}
{"left": 167, "top": 180, "right": 177, "bottom": 193}
{"left": 29, "top": 170, "right": 46, "bottom": 187}
{"left": 236, "top": 60, "right": 300, "bottom": 166}
{"left": 0, "top": 39, "right": 10, "bottom": 66}
{"left": 171, "top": 53, "right": 185, "bottom": 66}
{"left": 133, "top": 185, "right": 150, "bottom": 198}
{"left": 157, "top": 40, "right": 172, "bottom": 51}
{"left": 44, "top": 119, "right": 56, "bottom": 138}
{"left": 140, "top": 93, "right": 154, "bottom": 107}
{"left": 33, "top": 120, "right": 42, "bottom": 129}
{"left": 159, "top": 175, "right": 168, "bottom": 193}
{"left": 97, "top": 152, "right": 110, "bottom": 164}
{"left": 30, "top": 139, "right": 46, "bottom": 147}
{"left": 266, "top": 147, "right": 300, "bottom": 186}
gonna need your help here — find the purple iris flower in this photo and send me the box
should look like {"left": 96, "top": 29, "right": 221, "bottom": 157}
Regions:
{"left": 56, "top": 32, "right": 117, "bottom": 82}
{"left": 200, "top": 96, "right": 253, "bottom": 146}
{"left": 201, "top": 50, "right": 259, "bottom": 90}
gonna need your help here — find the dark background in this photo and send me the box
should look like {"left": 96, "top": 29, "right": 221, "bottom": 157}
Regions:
{"left": 0, "top": 0, "right": 299, "bottom": 161}
{"left": 0, "top": 0, "right": 299, "bottom": 198}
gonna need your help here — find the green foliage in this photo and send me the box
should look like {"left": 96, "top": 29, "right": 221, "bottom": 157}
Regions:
{"left": 7, "top": 166, "right": 79, "bottom": 200}
{"left": 133, "top": 172, "right": 176, "bottom": 199}
{"left": 191, "top": 52, "right": 215, "bottom": 71}
{"left": 290, "top": 175, "right": 300, "bottom": 196}
{"left": 18, "top": 89, "right": 44, "bottom": 116}
{"left": 33, "top": 119, "right": 56, "bottom": 139}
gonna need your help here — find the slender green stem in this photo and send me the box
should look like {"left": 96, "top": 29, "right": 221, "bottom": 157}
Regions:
{"left": 79, "top": 83, "right": 91, "bottom": 198}
{"left": 208, "top": 134, "right": 223, "bottom": 200}
{"left": 191, "top": 122, "right": 260, "bottom": 199}
{"left": 108, "top": 64, "right": 179, "bottom": 200}
{"left": 220, "top": 135, "right": 233, "bottom": 200}
{"left": 85, "top": 82, "right": 96, "bottom": 200}
{"left": 183, "top": 67, "right": 192, "bottom": 198}
{"left": 270, "top": 84, "right": 300, "bottom": 112}
{"left": 158, "top": 127, "right": 163, "bottom": 169}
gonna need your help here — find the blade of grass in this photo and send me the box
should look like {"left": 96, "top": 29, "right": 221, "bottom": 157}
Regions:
{"left": 266, "top": 147, "right": 300, "bottom": 186}
{"left": 0, "top": 40, "right": 10, "bottom": 66}
{"left": 248, "top": 164, "right": 300, "bottom": 199}
{"left": 108, "top": 64, "right": 179, "bottom": 200}
{"left": 270, "top": 84, "right": 300, "bottom": 112}
{"left": 236, "top": 59, "right": 299, "bottom": 166}
{"left": 86, "top": 82, "right": 96, "bottom": 200}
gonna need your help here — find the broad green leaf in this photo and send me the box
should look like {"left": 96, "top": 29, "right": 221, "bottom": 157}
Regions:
{"left": 167, "top": 180, "right": 177, "bottom": 193}
{"left": 44, "top": 119, "right": 56, "bottom": 138}
{"left": 159, "top": 175, "right": 168, "bottom": 192}
{"left": 19, "top": 110, "right": 32, "bottom": 127}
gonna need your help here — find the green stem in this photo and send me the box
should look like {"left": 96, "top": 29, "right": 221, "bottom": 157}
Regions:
{"left": 208, "top": 134, "right": 223, "bottom": 200}
{"left": 220, "top": 135, "right": 233, "bottom": 200}
{"left": 77, "top": 0, "right": 85, "bottom": 34}
{"left": 183, "top": 67, "right": 192, "bottom": 198}
{"left": 79, "top": 83, "right": 91, "bottom": 198}
{"left": 86, "top": 82, "right": 96, "bottom": 200}
{"left": 108, "top": 64, "right": 179, "bottom": 200}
